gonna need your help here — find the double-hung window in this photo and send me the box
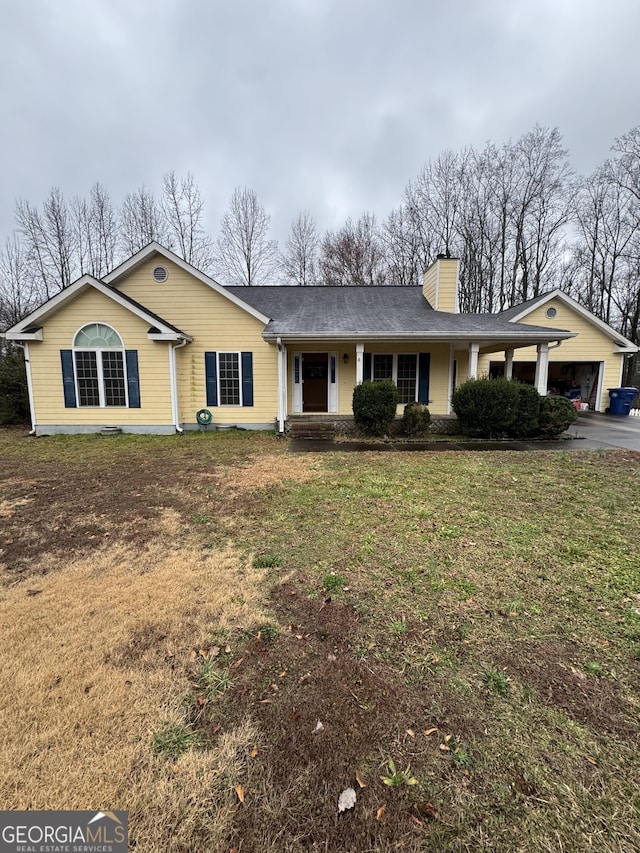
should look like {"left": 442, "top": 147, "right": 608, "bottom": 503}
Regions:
{"left": 218, "top": 352, "right": 241, "bottom": 405}
{"left": 372, "top": 353, "right": 418, "bottom": 404}
{"left": 73, "top": 323, "right": 127, "bottom": 407}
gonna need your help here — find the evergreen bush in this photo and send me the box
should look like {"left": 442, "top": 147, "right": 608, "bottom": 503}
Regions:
{"left": 538, "top": 395, "right": 578, "bottom": 438}
{"left": 402, "top": 401, "right": 431, "bottom": 436}
{"left": 451, "top": 377, "right": 520, "bottom": 438}
{"left": 352, "top": 380, "right": 399, "bottom": 435}
{"left": 0, "top": 346, "right": 29, "bottom": 424}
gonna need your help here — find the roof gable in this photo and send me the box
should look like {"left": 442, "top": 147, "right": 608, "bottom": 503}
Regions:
{"left": 104, "top": 242, "right": 270, "bottom": 326}
{"left": 4, "top": 274, "right": 191, "bottom": 341}
{"left": 503, "top": 289, "right": 637, "bottom": 351}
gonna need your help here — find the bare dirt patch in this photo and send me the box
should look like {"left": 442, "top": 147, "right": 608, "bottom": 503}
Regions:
{"left": 494, "top": 641, "right": 640, "bottom": 737}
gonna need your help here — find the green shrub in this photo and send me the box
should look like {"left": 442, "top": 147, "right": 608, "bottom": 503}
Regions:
{"left": 451, "top": 377, "right": 520, "bottom": 438}
{"left": 538, "top": 395, "right": 577, "bottom": 438}
{"left": 0, "top": 345, "right": 29, "bottom": 424}
{"left": 510, "top": 382, "right": 542, "bottom": 438}
{"left": 402, "top": 401, "right": 431, "bottom": 436}
{"left": 352, "top": 380, "right": 399, "bottom": 436}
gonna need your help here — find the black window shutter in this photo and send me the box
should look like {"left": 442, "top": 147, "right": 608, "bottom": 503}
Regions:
{"left": 60, "top": 350, "right": 77, "bottom": 408}
{"left": 125, "top": 350, "right": 141, "bottom": 408}
{"left": 363, "top": 352, "right": 372, "bottom": 381}
{"left": 241, "top": 352, "right": 253, "bottom": 407}
{"left": 418, "top": 353, "right": 430, "bottom": 403}
{"left": 204, "top": 352, "right": 218, "bottom": 406}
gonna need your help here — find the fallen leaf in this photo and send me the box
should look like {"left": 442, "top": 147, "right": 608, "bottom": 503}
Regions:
{"left": 313, "top": 720, "right": 324, "bottom": 733}
{"left": 444, "top": 734, "right": 453, "bottom": 743}
{"left": 210, "top": 645, "right": 221, "bottom": 657}
{"left": 26, "top": 589, "right": 42, "bottom": 597}
{"left": 411, "top": 816, "right": 425, "bottom": 827}
{"left": 570, "top": 666, "right": 587, "bottom": 682}
{"left": 375, "top": 804, "right": 386, "bottom": 821}
{"left": 355, "top": 771, "right": 366, "bottom": 788}
{"left": 327, "top": 653, "right": 337, "bottom": 662}
{"left": 259, "top": 699, "right": 271, "bottom": 704}
{"left": 234, "top": 785, "right": 245, "bottom": 803}
{"left": 439, "top": 744, "right": 450, "bottom": 752}
{"left": 231, "top": 657, "right": 244, "bottom": 669}
{"left": 189, "top": 650, "right": 197, "bottom": 661}
{"left": 584, "top": 755, "right": 597, "bottom": 765}
{"left": 172, "top": 764, "right": 181, "bottom": 772}
{"left": 225, "top": 645, "right": 231, "bottom": 653}
{"left": 199, "top": 648, "right": 209, "bottom": 658}
{"left": 417, "top": 802, "right": 439, "bottom": 820}
{"left": 424, "top": 727, "right": 438, "bottom": 736}
{"left": 338, "top": 787, "right": 356, "bottom": 813}
{"left": 250, "top": 747, "right": 258, "bottom": 758}
{"left": 406, "top": 728, "right": 415, "bottom": 738}
{"left": 196, "top": 693, "right": 208, "bottom": 706}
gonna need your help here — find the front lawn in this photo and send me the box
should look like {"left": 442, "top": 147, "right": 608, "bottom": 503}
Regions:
{"left": 1, "top": 428, "right": 638, "bottom": 851}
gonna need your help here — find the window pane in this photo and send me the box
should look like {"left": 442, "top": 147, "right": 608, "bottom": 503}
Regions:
{"left": 102, "top": 351, "right": 126, "bottom": 406}
{"left": 75, "top": 351, "right": 100, "bottom": 406}
{"left": 74, "top": 323, "right": 123, "bottom": 348}
{"left": 373, "top": 354, "right": 393, "bottom": 381}
{"left": 219, "top": 352, "right": 240, "bottom": 405}
{"left": 397, "top": 354, "right": 417, "bottom": 404}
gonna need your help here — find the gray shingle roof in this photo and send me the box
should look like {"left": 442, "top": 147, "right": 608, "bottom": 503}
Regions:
{"left": 226, "top": 285, "right": 574, "bottom": 341}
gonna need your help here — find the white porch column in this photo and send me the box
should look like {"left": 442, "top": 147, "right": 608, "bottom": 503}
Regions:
{"left": 468, "top": 343, "right": 479, "bottom": 379}
{"left": 504, "top": 348, "right": 514, "bottom": 380}
{"left": 356, "top": 344, "right": 364, "bottom": 385}
{"left": 277, "top": 339, "right": 287, "bottom": 432}
{"left": 534, "top": 342, "right": 550, "bottom": 395}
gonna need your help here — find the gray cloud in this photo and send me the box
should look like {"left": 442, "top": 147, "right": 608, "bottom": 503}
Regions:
{"left": 1, "top": 0, "right": 639, "bottom": 248}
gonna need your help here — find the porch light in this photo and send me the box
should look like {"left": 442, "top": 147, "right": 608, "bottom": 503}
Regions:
{"left": 343, "top": 353, "right": 349, "bottom": 364}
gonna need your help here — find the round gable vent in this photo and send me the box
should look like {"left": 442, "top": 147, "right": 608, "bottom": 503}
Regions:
{"left": 545, "top": 306, "right": 557, "bottom": 319}
{"left": 152, "top": 265, "right": 168, "bottom": 282}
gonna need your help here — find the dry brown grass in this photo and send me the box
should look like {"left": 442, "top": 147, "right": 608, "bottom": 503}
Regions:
{"left": 0, "top": 541, "right": 267, "bottom": 850}
{"left": 211, "top": 452, "right": 321, "bottom": 492}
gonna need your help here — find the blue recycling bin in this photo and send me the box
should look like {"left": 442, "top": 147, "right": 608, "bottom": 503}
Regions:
{"left": 608, "top": 387, "right": 638, "bottom": 415}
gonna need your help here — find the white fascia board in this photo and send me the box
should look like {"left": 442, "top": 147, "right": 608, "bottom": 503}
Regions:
{"left": 509, "top": 289, "right": 638, "bottom": 349}
{"left": 148, "top": 332, "right": 192, "bottom": 342}
{"left": 5, "top": 328, "right": 43, "bottom": 341}
{"left": 264, "top": 329, "right": 577, "bottom": 343}
{"left": 613, "top": 345, "right": 639, "bottom": 353}
{"left": 104, "top": 241, "right": 271, "bottom": 327}
{"left": 5, "top": 275, "right": 182, "bottom": 338}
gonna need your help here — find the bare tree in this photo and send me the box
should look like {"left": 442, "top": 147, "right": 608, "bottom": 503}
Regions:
{"left": 280, "top": 211, "right": 319, "bottom": 285}
{"left": 71, "top": 183, "right": 117, "bottom": 279}
{"left": 381, "top": 204, "right": 424, "bottom": 286}
{"left": 161, "top": 171, "right": 213, "bottom": 272}
{"left": 0, "top": 233, "right": 39, "bottom": 327}
{"left": 320, "top": 212, "right": 387, "bottom": 286}
{"left": 15, "top": 188, "right": 76, "bottom": 297}
{"left": 213, "top": 187, "right": 278, "bottom": 286}
{"left": 119, "top": 185, "right": 168, "bottom": 256}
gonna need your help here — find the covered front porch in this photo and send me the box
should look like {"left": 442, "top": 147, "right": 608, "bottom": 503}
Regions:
{"left": 275, "top": 336, "right": 564, "bottom": 433}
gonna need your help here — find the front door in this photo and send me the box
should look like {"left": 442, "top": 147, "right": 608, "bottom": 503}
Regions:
{"left": 302, "top": 353, "right": 328, "bottom": 412}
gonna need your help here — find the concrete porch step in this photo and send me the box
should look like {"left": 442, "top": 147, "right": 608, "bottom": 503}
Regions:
{"left": 287, "top": 420, "right": 336, "bottom": 440}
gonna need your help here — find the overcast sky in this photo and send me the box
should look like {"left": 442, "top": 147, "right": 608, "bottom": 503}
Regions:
{"left": 2, "top": 0, "right": 640, "bottom": 247}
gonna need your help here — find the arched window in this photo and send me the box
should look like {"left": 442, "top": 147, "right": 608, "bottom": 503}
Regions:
{"left": 74, "top": 323, "right": 123, "bottom": 348}
{"left": 73, "top": 323, "right": 127, "bottom": 407}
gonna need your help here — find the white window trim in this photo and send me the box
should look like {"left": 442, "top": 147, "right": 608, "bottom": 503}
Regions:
{"left": 72, "top": 348, "right": 129, "bottom": 408}
{"left": 72, "top": 323, "right": 128, "bottom": 408}
{"left": 217, "top": 350, "right": 243, "bottom": 407}
{"left": 372, "top": 353, "right": 418, "bottom": 403}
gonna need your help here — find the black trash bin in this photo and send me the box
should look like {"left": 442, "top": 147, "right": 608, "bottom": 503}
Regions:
{"left": 608, "top": 387, "right": 638, "bottom": 416}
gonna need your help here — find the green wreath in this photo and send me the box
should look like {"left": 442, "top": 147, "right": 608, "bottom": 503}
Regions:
{"left": 196, "top": 408, "right": 213, "bottom": 425}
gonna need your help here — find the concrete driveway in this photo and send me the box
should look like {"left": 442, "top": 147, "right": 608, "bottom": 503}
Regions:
{"left": 567, "top": 411, "right": 640, "bottom": 450}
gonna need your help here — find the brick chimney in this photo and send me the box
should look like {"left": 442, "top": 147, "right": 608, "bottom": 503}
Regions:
{"left": 422, "top": 254, "right": 460, "bottom": 312}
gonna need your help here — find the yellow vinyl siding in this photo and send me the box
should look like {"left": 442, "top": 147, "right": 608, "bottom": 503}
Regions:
{"left": 476, "top": 297, "right": 624, "bottom": 411}
{"left": 115, "top": 257, "right": 278, "bottom": 424}
{"left": 28, "top": 289, "right": 172, "bottom": 425}
{"left": 422, "top": 258, "right": 458, "bottom": 312}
